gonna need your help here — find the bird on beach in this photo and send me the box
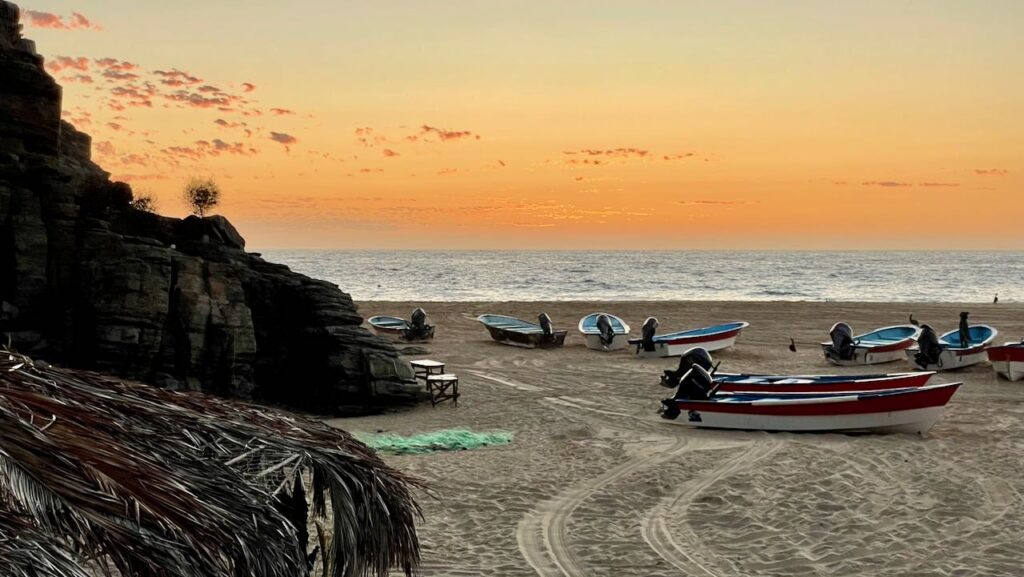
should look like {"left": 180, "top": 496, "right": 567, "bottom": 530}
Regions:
{"left": 909, "top": 314, "right": 919, "bottom": 327}
{"left": 994, "top": 293, "right": 999, "bottom": 304}
{"left": 788, "top": 338, "right": 797, "bottom": 352}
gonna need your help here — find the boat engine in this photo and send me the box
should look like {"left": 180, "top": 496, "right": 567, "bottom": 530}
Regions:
{"left": 674, "top": 364, "right": 715, "bottom": 400}
{"left": 661, "top": 347, "right": 714, "bottom": 388}
{"left": 596, "top": 314, "right": 615, "bottom": 347}
{"left": 827, "top": 322, "right": 856, "bottom": 361}
{"left": 538, "top": 313, "right": 554, "bottom": 337}
{"left": 404, "top": 307, "right": 434, "bottom": 340}
{"left": 914, "top": 324, "right": 944, "bottom": 368}
{"left": 640, "top": 317, "right": 659, "bottom": 352}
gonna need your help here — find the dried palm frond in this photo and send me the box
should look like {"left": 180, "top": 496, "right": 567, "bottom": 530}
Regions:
{"left": 0, "top": 351, "right": 422, "bottom": 577}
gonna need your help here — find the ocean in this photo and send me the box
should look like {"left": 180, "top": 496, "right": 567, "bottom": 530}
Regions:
{"left": 260, "top": 250, "right": 1024, "bottom": 303}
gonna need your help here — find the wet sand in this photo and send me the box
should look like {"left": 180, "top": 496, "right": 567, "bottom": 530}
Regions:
{"left": 328, "top": 301, "right": 1024, "bottom": 577}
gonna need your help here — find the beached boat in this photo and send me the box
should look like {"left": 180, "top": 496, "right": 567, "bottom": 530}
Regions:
{"left": 629, "top": 321, "right": 748, "bottom": 358}
{"left": 987, "top": 342, "right": 1024, "bottom": 381}
{"left": 905, "top": 325, "right": 997, "bottom": 371}
{"left": 367, "top": 310, "right": 435, "bottom": 341}
{"left": 660, "top": 382, "right": 961, "bottom": 434}
{"left": 712, "top": 371, "right": 935, "bottom": 394}
{"left": 477, "top": 314, "right": 567, "bottom": 348}
{"left": 821, "top": 324, "right": 921, "bottom": 366}
{"left": 578, "top": 313, "right": 631, "bottom": 351}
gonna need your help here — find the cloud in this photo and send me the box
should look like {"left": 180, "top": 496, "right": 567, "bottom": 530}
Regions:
{"left": 564, "top": 148, "right": 649, "bottom": 158}
{"left": 677, "top": 200, "right": 750, "bottom": 205}
{"left": 270, "top": 132, "right": 298, "bottom": 151}
{"left": 164, "top": 89, "right": 242, "bottom": 110}
{"left": 974, "top": 168, "right": 1009, "bottom": 176}
{"left": 106, "top": 122, "right": 123, "bottom": 132}
{"left": 153, "top": 69, "right": 202, "bottom": 87}
{"left": 382, "top": 148, "right": 400, "bottom": 157}
{"left": 241, "top": 82, "right": 256, "bottom": 93}
{"left": 46, "top": 56, "right": 90, "bottom": 73}
{"left": 663, "top": 153, "right": 696, "bottom": 161}
{"left": 60, "top": 74, "right": 94, "bottom": 84}
{"left": 94, "top": 58, "right": 138, "bottom": 73}
{"left": 22, "top": 10, "right": 102, "bottom": 31}
{"left": 919, "top": 182, "right": 960, "bottom": 188}
{"left": 861, "top": 181, "right": 913, "bottom": 187}
{"left": 270, "top": 108, "right": 295, "bottom": 116}
{"left": 418, "top": 124, "right": 480, "bottom": 142}
{"left": 94, "top": 141, "right": 116, "bottom": 156}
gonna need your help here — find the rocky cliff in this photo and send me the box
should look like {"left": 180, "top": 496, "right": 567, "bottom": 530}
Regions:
{"left": 0, "top": 1, "right": 419, "bottom": 411}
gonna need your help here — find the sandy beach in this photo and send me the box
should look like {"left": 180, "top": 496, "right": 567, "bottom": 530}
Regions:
{"left": 331, "top": 301, "right": 1024, "bottom": 577}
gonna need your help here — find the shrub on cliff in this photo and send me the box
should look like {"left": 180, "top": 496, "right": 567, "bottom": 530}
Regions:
{"left": 183, "top": 177, "right": 220, "bottom": 218}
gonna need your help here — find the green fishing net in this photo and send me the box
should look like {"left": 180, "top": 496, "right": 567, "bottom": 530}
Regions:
{"left": 357, "top": 428, "right": 513, "bottom": 455}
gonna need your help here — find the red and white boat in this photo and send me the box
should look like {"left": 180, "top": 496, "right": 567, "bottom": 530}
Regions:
{"left": 630, "top": 322, "right": 748, "bottom": 358}
{"left": 713, "top": 371, "right": 934, "bottom": 394}
{"left": 661, "top": 382, "right": 961, "bottom": 434}
{"left": 987, "top": 342, "right": 1024, "bottom": 381}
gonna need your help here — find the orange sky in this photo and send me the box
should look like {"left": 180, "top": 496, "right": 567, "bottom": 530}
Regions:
{"left": 21, "top": 1, "right": 1024, "bottom": 249}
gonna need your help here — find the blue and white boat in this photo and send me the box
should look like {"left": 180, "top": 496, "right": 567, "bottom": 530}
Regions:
{"left": 629, "top": 321, "right": 749, "bottom": 358}
{"left": 906, "top": 325, "right": 998, "bottom": 371}
{"left": 821, "top": 324, "right": 921, "bottom": 366}
{"left": 578, "top": 313, "right": 630, "bottom": 351}
{"left": 477, "top": 314, "right": 567, "bottom": 349}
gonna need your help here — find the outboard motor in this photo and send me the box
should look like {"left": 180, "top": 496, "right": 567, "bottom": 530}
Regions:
{"left": 661, "top": 347, "right": 714, "bottom": 388}
{"left": 596, "top": 314, "right": 615, "bottom": 347}
{"left": 640, "top": 317, "right": 659, "bottom": 352}
{"left": 538, "top": 313, "right": 554, "bottom": 337}
{"left": 404, "top": 307, "right": 434, "bottom": 340}
{"left": 914, "top": 324, "right": 944, "bottom": 368}
{"left": 958, "top": 312, "right": 971, "bottom": 348}
{"left": 660, "top": 364, "right": 716, "bottom": 420}
{"left": 827, "top": 322, "right": 856, "bottom": 361}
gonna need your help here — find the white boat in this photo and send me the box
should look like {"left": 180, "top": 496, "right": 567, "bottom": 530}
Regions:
{"left": 577, "top": 313, "right": 630, "bottom": 351}
{"left": 821, "top": 324, "right": 921, "bottom": 366}
{"left": 629, "top": 322, "right": 748, "bottom": 358}
{"left": 906, "top": 325, "right": 997, "bottom": 371}
{"left": 661, "top": 382, "right": 961, "bottom": 434}
{"left": 987, "top": 342, "right": 1024, "bottom": 381}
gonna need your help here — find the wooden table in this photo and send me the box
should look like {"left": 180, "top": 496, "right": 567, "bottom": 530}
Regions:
{"left": 410, "top": 359, "right": 445, "bottom": 380}
{"left": 426, "top": 374, "right": 459, "bottom": 406}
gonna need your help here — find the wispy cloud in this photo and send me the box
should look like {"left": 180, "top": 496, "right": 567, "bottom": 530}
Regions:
{"left": 861, "top": 181, "right": 913, "bottom": 187}
{"left": 23, "top": 10, "right": 102, "bottom": 31}
{"left": 974, "top": 168, "right": 1009, "bottom": 176}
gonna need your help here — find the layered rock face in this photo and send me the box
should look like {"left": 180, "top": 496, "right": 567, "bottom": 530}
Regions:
{"left": 0, "top": 3, "right": 418, "bottom": 410}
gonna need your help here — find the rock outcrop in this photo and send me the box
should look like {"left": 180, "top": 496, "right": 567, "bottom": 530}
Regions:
{"left": 0, "top": 2, "right": 419, "bottom": 411}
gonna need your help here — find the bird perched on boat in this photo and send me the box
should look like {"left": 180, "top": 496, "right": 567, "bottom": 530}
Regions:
{"left": 958, "top": 311, "right": 971, "bottom": 348}
{"left": 788, "top": 338, "right": 797, "bottom": 352}
{"left": 909, "top": 314, "right": 920, "bottom": 327}
{"left": 994, "top": 294, "right": 999, "bottom": 304}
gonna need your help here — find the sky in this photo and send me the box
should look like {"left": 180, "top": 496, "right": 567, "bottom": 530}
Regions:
{"left": 18, "top": 0, "right": 1024, "bottom": 250}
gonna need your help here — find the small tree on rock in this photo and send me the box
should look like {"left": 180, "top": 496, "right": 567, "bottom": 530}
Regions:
{"left": 131, "top": 190, "right": 158, "bottom": 213}
{"left": 183, "top": 178, "right": 220, "bottom": 218}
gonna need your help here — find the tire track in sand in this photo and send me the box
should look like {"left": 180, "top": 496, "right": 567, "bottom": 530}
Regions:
{"left": 640, "top": 437, "right": 784, "bottom": 577}
{"left": 516, "top": 436, "right": 688, "bottom": 577}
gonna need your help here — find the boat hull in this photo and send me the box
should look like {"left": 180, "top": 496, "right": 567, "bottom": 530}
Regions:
{"left": 987, "top": 344, "right": 1024, "bottom": 381}
{"left": 714, "top": 371, "right": 933, "bottom": 394}
{"left": 583, "top": 333, "right": 629, "bottom": 351}
{"left": 820, "top": 342, "right": 915, "bottom": 366}
{"left": 631, "top": 327, "right": 745, "bottom": 358}
{"left": 667, "top": 383, "right": 959, "bottom": 434}
{"left": 905, "top": 347, "right": 989, "bottom": 371}
{"left": 484, "top": 326, "right": 567, "bottom": 349}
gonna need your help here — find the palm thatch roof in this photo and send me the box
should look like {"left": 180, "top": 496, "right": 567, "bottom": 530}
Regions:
{"left": 0, "top": 351, "right": 422, "bottom": 577}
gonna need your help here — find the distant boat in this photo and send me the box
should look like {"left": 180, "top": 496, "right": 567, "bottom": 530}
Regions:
{"left": 578, "top": 313, "right": 630, "bottom": 351}
{"left": 661, "top": 382, "right": 961, "bottom": 434}
{"left": 367, "top": 310, "right": 435, "bottom": 341}
{"left": 712, "top": 371, "right": 934, "bottom": 394}
{"left": 906, "top": 325, "right": 997, "bottom": 371}
{"left": 629, "top": 322, "right": 748, "bottom": 358}
{"left": 477, "top": 314, "right": 567, "bottom": 349}
{"left": 987, "top": 342, "right": 1024, "bottom": 381}
{"left": 821, "top": 324, "right": 921, "bottom": 366}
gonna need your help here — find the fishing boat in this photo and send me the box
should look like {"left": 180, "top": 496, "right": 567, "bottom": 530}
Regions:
{"left": 629, "top": 321, "right": 748, "bottom": 358}
{"left": 578, "top": 313, "right": 631, "bottom": 351}
{"left": 987, "top": 342, "right": 1024, "bottom": 381}
{"left": 367, "top": 308, "right": 435, "bottom": 341}
{"left": 820, "top": 323, "right": 921, "bottom": 366}
{"left": 477, "top": 314, "right": 567, "bottom": 349}
{"left": 905, "top": 325, "right": 997, "bottom": 371}
{"left": 660, "top": 382, "right": 961, "bottom": 434}
{"left": 712, "top": 371, "right": 935, "bottom": 394}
